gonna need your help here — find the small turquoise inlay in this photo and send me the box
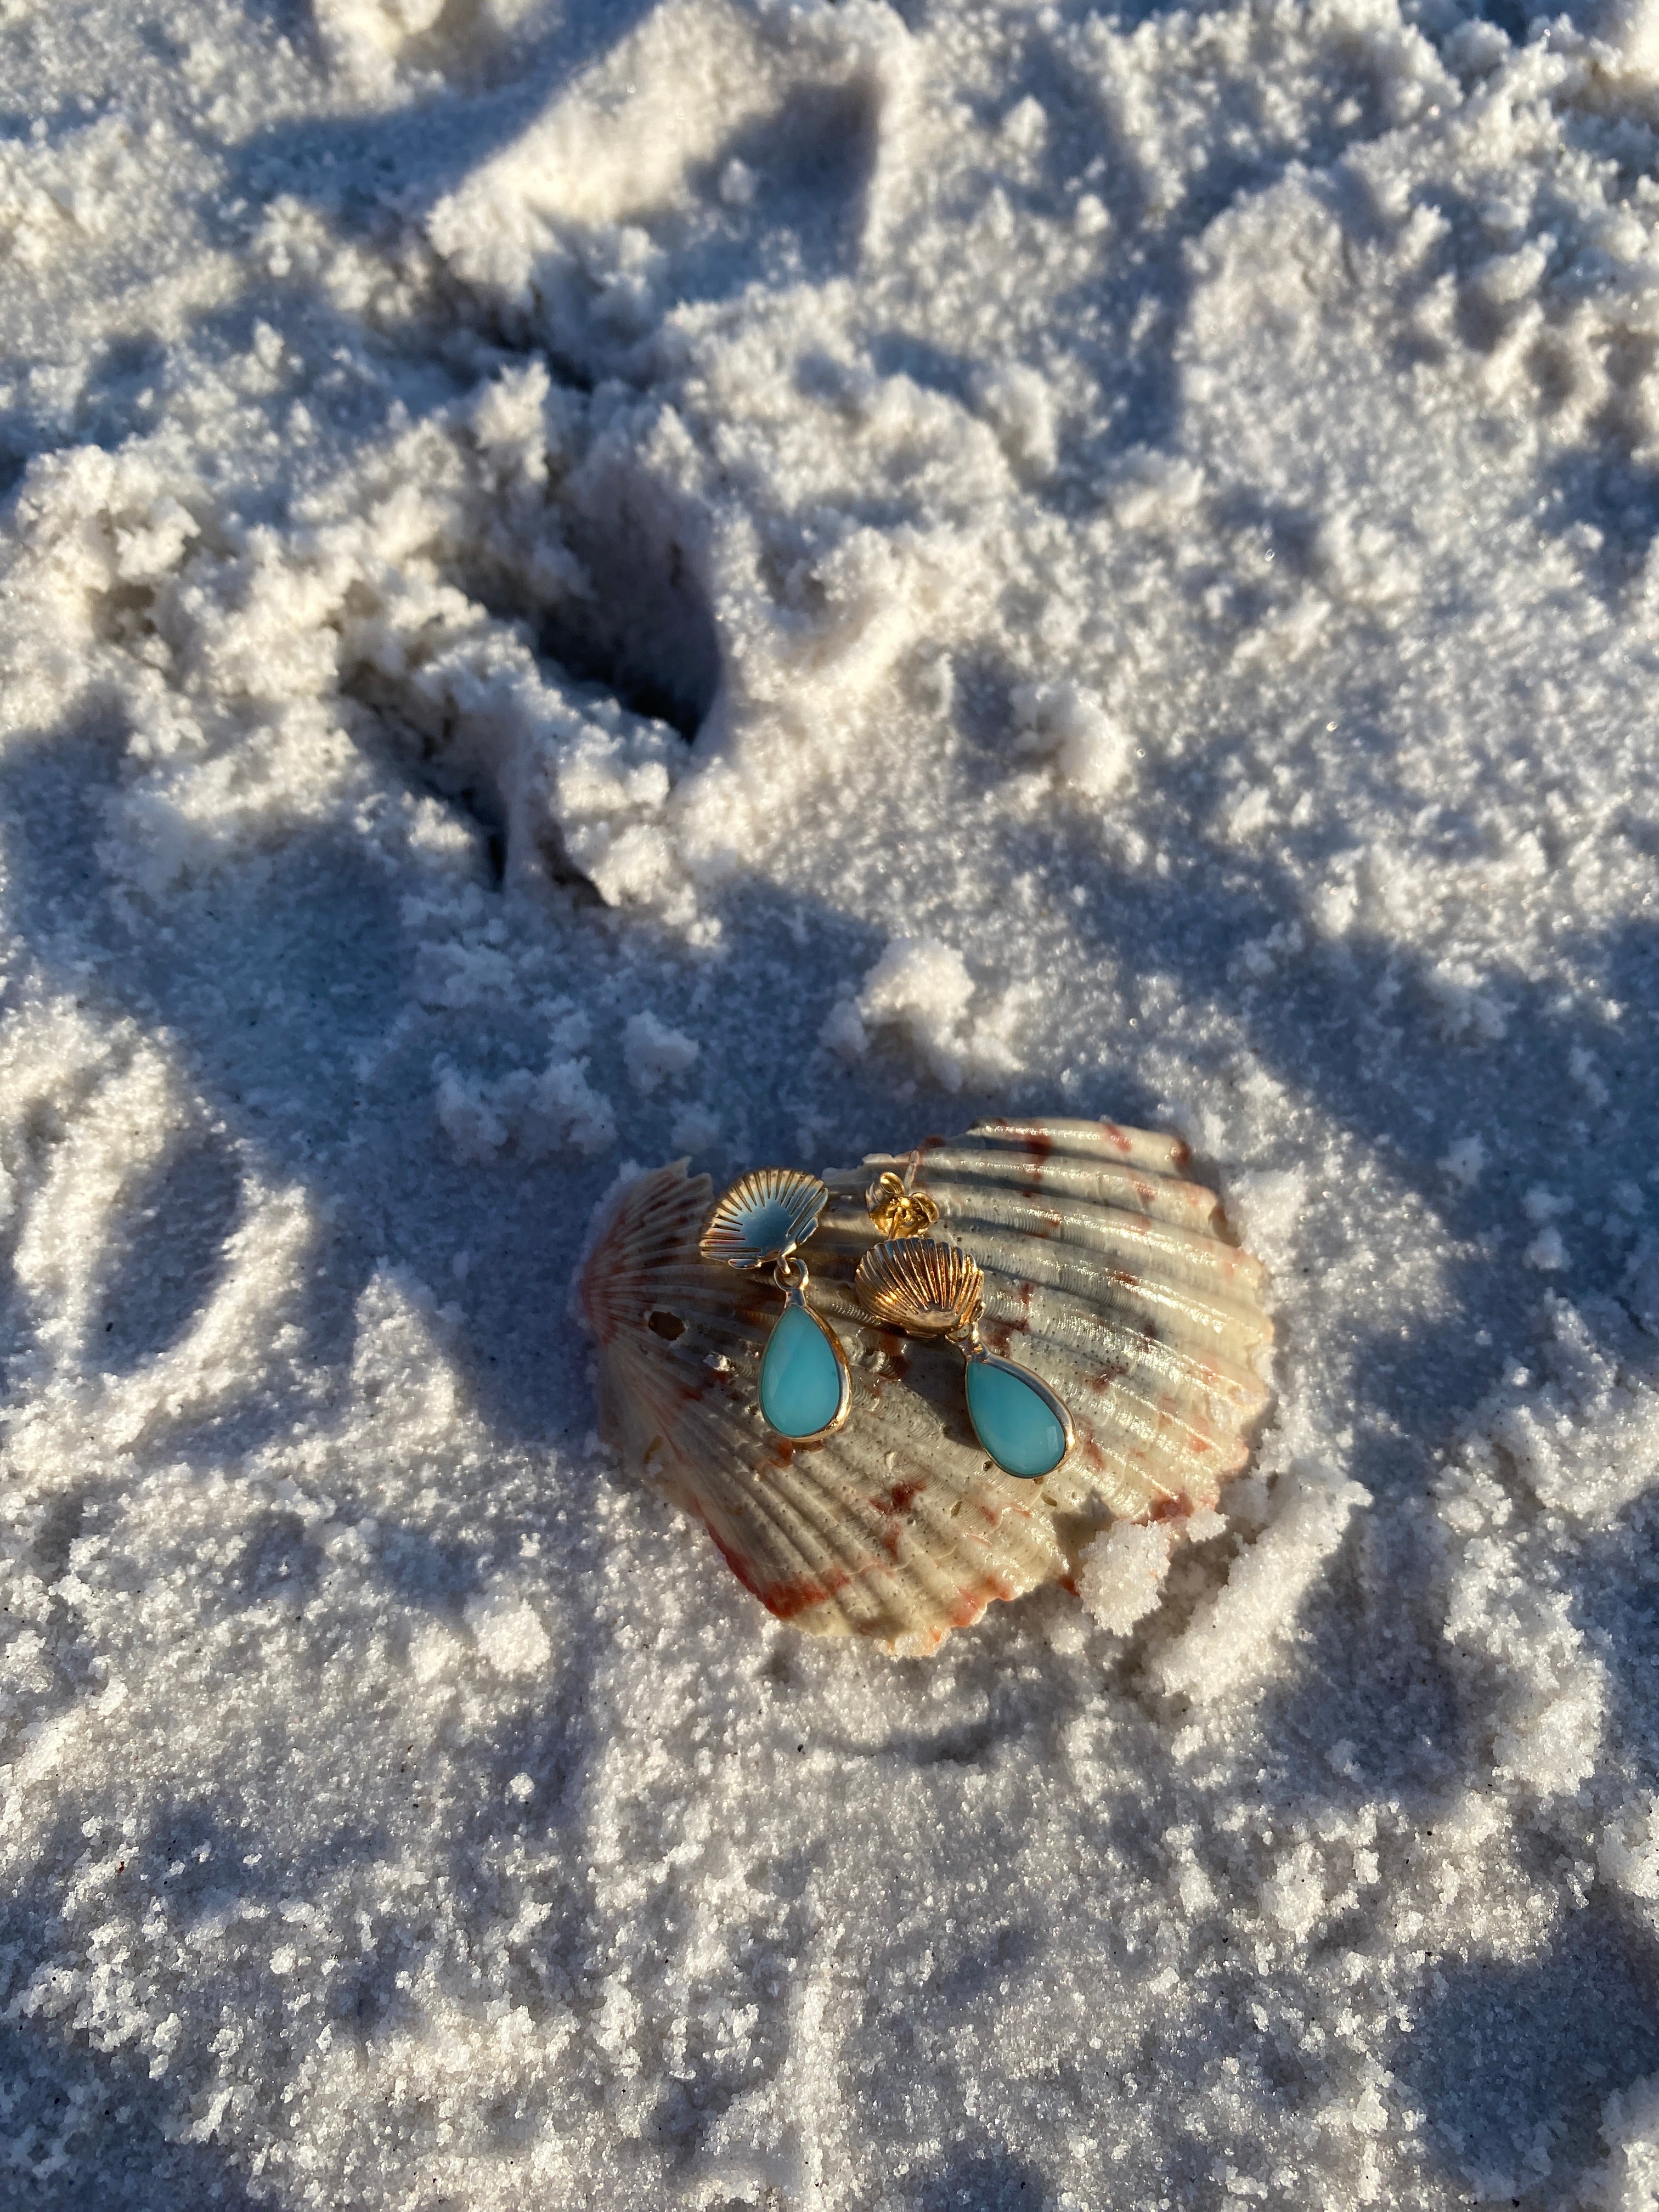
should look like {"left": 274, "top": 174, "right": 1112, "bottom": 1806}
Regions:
{"left": 759, "top": 1302, "right": 845, "bottom": 1439}
{"left": 739, "top": 1196, "right": 799, "bottom": 1257}
{"left": 966, "top": 1357, "right": 1067, "bottom": 1479}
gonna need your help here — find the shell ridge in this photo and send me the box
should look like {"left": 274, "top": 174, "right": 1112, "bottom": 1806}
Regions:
{"left": 976, "top": 1263, "right": 1272, "bottom": 1359}
{"left": 927, "top": 1152, "right": 1216, "bottom": 1214}
{"left": 668, "top": 1390, "right": 933, "bottom": 1634}
{"left": 763, "top": 1396, "right": 1064, "bottom": 1635}
{"left": 811, "top": 1272, "right": 1267, "bottom": 1412}
{"left": 1032, "top": 1316, "right": 1269, "bottom": 1411}
{"left": 992, "top": 1303, "right": 1272, "bottom": 1414}
{"left": 964, "top": 1116, "right": 1192, "bottom": 1172}
{"left": 675, "top": 1436, "right": 864, "bottom": 1626}
{"left": 1041, "top": 1356, "right": 1265, "bottom": 1508}
{"left": 942, "top": 1216, "right": 1262, "bottom": 1310}
{"left": 765, "top": 1469, "right": 976, "bottom": 1638}
{"left": 814, "top": 1198, "right": 1261, "bottom": 1310}
{"left": 1049, "top": 1359, "right": 1250, "bottom": 1463}
{"left": 842, "top": 1147, "right": 1221, "bottom": 1225}
{"left": 764, "top": 1426, "right": 1014, "bottom": 1629}
{"left": 823, "top": 1385, "right": 1071, "bottom": 1584}
{"left": 732, "top": 1457, "right": 924, "bottom": 1637}
{"left": 928, "top": 1190, "right": 1260, "bottom": 1285}
{"left": 577, "top": 1162, "right": 712, "bottom": 1345}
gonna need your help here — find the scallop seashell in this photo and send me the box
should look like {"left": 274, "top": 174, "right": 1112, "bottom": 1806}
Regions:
{"left": 854, "top": 1237, "right": 982, "bottom": 1337}
{"left": 701, "top": 1166, "right": 826, "bottom": 1270}
{"left": 574, "top": 1116, "right": 1274, "bottom": 1656}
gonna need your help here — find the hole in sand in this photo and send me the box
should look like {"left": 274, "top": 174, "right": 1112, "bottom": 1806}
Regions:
{"left": 533, "top": 515, "right": 720, "bottom": 743}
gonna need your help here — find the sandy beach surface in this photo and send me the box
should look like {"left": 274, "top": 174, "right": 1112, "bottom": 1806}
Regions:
{"left": 3, "top": 0, "right": 1659, "bottom": 2204}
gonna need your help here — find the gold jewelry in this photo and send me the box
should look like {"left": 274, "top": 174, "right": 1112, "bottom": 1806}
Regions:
{"left": 865, "top": 1158, "right": 940, "bottom": 1240}
{"left": 699, "top": 1169, "right": 850, "bottom": 1444}
{"left": 854, "top": 1182, "right": 1072, "bottom": 1482}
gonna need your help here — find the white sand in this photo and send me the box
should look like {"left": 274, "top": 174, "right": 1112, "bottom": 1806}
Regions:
{"left": 3, "top": 0, "right": 1659, "bottom": 2204}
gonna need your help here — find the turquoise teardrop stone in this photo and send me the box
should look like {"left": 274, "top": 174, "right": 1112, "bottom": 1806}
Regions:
{"left": 966, "top": 1357, "right": 1068, "bottom": 1479}
{"left": 759, "top": 1303, "right": 845, "bottom": 1439}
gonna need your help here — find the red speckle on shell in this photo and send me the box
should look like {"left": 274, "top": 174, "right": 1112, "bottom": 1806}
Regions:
{"left": 704, "top": 1522, "right": 854, "bottom": 1621}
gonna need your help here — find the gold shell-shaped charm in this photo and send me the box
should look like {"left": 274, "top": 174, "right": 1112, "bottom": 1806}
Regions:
{"left": 854, "top": 1237, "right": 983, "bottom": 1338}
{"left": 700, "top": 1167, "right": 828, "bottom": 1270}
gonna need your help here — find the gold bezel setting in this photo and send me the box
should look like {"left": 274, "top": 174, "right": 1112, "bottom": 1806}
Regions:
{"left": 963, "top": 1347, "right": 1075, "bottom": 1476}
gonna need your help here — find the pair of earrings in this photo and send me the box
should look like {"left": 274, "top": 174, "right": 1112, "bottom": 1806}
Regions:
{"left": 698, "top": 1162, "right": 1074, "bottom": 1481}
